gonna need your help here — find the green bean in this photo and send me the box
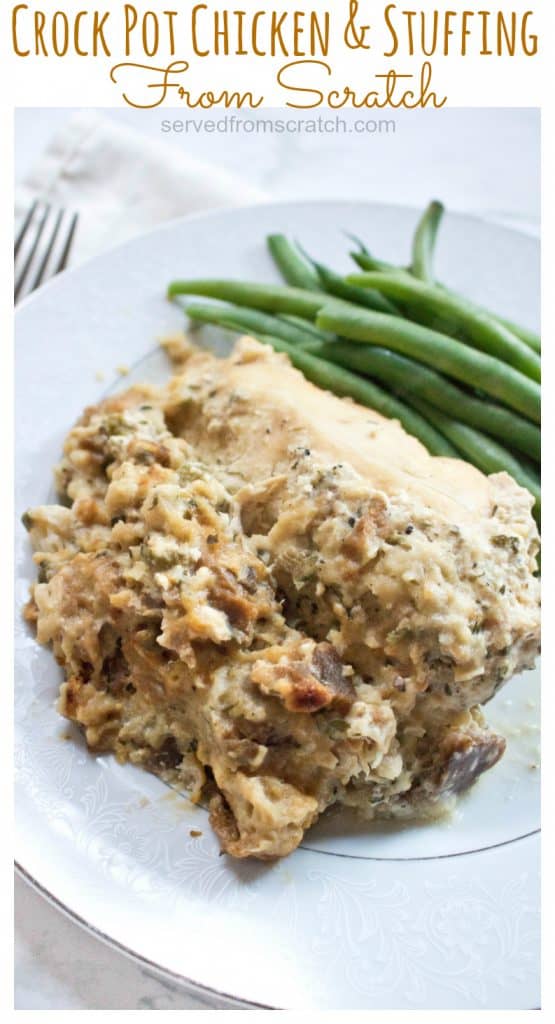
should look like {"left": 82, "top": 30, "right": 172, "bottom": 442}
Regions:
{"left": 251, "top": 334, "right": 458, "bottom": 457}
{"left": 350, "top": 248, "right": 398, "bottom": 273}
{"left": 311, "top": 259, "right": 400, "bottom": 316}
{"left": 410, "top": 398, "right": 540, "bottom": 518}
{"left": 168, "top": 279, "right": 325, "bottom": 318}
{"left": 277, "top": 314, "right": 337, "bottom": 344}
{"left": 348, "top": 261, "right": 461, "bottom": 338}
{"left": 347, "top": 272, "right": 541, "bottom": 382}
{"left": 496, "top": 317, "right": 540, "bottom": 354}
{"left": 411, "top": 200, "right": 444, "bottom": 282}
{"left": 288, "top": 235, "right": 397, "bottom": 312}
{"left": 348, "top": 244, "right": 540, "bottom": 354}
{"left": 345, "top": 233, "right": 398, "bottom": 273}
{"left": 317, "top": 302, "right": 540, "bottom": 423}
{"left": 313, "top": 342, "right": 540, "bottom": 462}
{"left": 183, "top": 300, "right": 327, "bottom": 349}
{"left": 267, "top": 234, "right": 321, "bottom": 290}
{"left": 345, "top": 233, "right": 371, "bottom": 256}
{"left": 425, "top": 298, "right": 541, "bottom": 355}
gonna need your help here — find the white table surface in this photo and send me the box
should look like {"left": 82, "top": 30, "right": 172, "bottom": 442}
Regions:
{"left": 14, "top": 106, "right": 539, "bottom": 1010}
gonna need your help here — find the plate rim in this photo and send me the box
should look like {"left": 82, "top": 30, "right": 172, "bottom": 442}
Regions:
{"left": 15, "top": 863, "right": 277, "bottom": 1009}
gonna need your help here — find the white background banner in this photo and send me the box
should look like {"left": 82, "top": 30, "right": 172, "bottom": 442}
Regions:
{"left": 1, "top": 1, "right": 546, "bottom": 108}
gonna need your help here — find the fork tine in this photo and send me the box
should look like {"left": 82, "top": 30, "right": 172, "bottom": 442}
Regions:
{"left": 53, "top": 211, "right": 79, "bottom": 275}
{"left": 14, "top": 199, "right": 39, "bottom": 258}
{"left": 28, "top": 207, "right": 64, "bottom": 293}
{"left": 14, "top": 203, "right": 51, "bottom": 302}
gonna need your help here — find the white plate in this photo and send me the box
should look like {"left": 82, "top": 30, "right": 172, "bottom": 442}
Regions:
{"left": 15, "top": 201, "right": 540, "bottom": 1010}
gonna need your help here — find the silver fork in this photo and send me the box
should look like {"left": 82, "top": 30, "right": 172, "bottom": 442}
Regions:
{"left": 14, "top": 201, "right": 79, "bottom": 303}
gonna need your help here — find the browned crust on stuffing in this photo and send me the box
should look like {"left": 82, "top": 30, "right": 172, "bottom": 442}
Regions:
{"left": 250, "top": 642, "right": 354, "bottom": 713}
{"left": 23, "top": 340, "right": 540, "bottom": 860}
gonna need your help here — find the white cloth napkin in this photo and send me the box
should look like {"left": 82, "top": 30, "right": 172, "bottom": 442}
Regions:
{"left": 16, "top": 110, "right": 265, "bottom": 267}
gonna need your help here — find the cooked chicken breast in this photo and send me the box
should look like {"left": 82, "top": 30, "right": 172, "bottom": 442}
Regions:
{"left": 24, "top": 337, "right": 540, "bottom": 858}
